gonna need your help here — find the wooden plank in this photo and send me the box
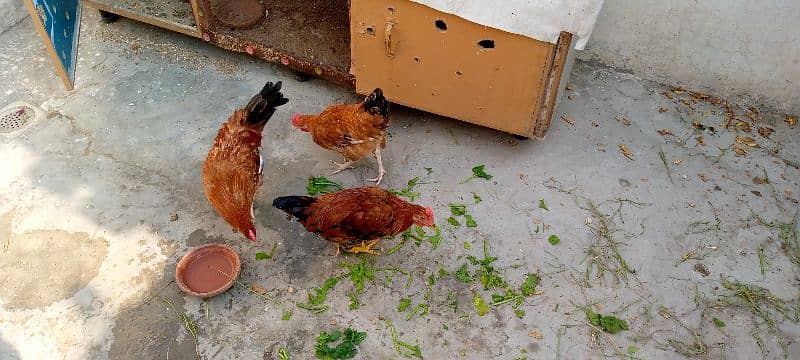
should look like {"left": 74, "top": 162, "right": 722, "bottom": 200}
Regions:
{"left": 23, "top": 0, "right": 80, "bottom": 90}
{"left": 83, "top": 0, "right": 201, "bottom": 38}
{"left": 533, "top": 31, "right": 573, "bottom": 138}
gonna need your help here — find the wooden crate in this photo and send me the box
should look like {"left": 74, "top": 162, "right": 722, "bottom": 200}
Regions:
{"left": 78, "top": 0, "right": 574, "bottom": 137}
{"left": 350, "top": 0, "right": 572, "bottom": 138}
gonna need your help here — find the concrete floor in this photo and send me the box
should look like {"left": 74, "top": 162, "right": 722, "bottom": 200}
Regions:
{"left": 2, "top": 3, "right": 799, "bottom": 360}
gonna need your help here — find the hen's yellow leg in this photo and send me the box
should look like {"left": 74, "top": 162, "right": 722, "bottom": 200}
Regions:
{"left": 347, "top": 240, "right": 381, "bottom": 255}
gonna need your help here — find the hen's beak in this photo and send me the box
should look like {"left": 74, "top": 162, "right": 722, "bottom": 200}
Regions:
{"left": 246, "top": 229, "right": 258, "bottom": 242}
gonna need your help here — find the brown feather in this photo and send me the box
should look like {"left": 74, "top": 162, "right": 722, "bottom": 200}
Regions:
{"left": 299, "top": 187, "right": 423, "bottom": 249}
{"left": 202, "top": 109, "right": 262, "bottom": 236}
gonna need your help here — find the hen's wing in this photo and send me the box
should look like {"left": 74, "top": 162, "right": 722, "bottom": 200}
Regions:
{"left": 202, "top": 118, "right": 263, "bottom": 229}
{"left": 310, "top": 104, "right": 387, "bottom": 161}
{"left": 304, "top": 188, "right": 398, "bottom": 243}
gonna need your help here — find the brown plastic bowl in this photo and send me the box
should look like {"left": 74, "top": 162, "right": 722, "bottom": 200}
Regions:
{"left": 175, "top": 243, "right": 241, "bottom": 298}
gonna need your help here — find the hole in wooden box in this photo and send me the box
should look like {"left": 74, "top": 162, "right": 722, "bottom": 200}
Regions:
{"left": 478, "top": 39, "right": 495, "bottom": 49}
{"left": 435, "top": 19, "right": 447, "bottom": 31}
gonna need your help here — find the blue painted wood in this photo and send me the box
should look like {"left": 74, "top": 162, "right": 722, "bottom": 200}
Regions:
{"left": 29, "top": 0, "right": 82, "bottom": 84}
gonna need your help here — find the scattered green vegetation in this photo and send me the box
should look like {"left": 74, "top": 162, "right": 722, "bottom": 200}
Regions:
{"left": 298, "top": 276, "right": 344, "bottom": 313}
{"left": 278, "top": 347, "right": 290, "bottom": 360}
{"left": 712, "top": 317, "right": 725, "bottom": 328}
{"left": 472, "top": 192, "right": 482, "bottom": 203}
{"left": 163, "top": 298, "right": 200, "bottom": 359}
{"left": 282, "top": 310, "right": 292, "bottom": 321}
{"left": 460, "top": 164, "right": 494, "bottom": 184}
{"left": 348, "top": 293, "right": 361, "bottom": 310}
{"left": 447, "top": 217, "right": 461, "bottom": 226}
{"left": 521, "top": 274, "right": 541, "bottom": 296}
{"left": 454, "top": 263, "right": 475, "bottom": 283}
{"left": 390, "top": 177, "right": 422, "bottom": 201}
{"left": 464, "top": 214, "right": 477, "bottom": 227}
{"left": 627, "top": 346, "right": 638, "bottom": 355}
{"left": 463, "top": 242, "right": 472, "bottom": 250}
{"left": 402, "top": 226, "right": 442, "bottom": 249}
{"left": 583, "top": 199, "right": 642, "bottom": 286}
{"left": 538, "top": 199, "right": 549, "bottom": 211}
{"left": 398, "top": 298, "right": 412, "bottom": 312}
{"left": 314, "top": 328, "right": 367, "bottom": 359}
{"left": 307, "top": 176, "right": 343, "bottom": 195}
{"left": 406, "top": 303, "right": 430, "bottom": 320}
{"left": 449, "top": 203, "right": 467, "bottom": 216}
{"left": 384, "top": 319, "right": 423, "bottom": 358}
{"left": 752, "top": 213, "right": 799, "bottom": 266}
{"left": 255, "top": 243, "right": 278, "bottom": 260}
{"left": 473, "top": 293, "right": 489, "bottom": 316}
{"left": 710, "top": 279, "right": 800, "bottom": 354}
{"left": 658, "top": 149, "right": 673, "bottom": 183}
{"left": 548, "top": 234, "right": 561, "bottom": 245}
{"left": 586, "top": 309, "right": 629, "bottom": 334}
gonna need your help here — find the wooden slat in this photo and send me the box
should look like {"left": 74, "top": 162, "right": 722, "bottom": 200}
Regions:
{"left": 533, "top": 31, "right": 573, "bottom": 138}
{"left": 83, "top": 0, "right": 201, "bottom": 38}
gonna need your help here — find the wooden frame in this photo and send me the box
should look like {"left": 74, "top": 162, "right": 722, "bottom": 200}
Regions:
{"left": 23, "top": 0, "right": 77, "bottom": 90}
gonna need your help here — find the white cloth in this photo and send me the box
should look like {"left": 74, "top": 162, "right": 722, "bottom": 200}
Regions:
{"left": 408, "top": 0, "right": 604, "bottom": 49}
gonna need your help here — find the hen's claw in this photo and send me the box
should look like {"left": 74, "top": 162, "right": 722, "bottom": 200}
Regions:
{"left": 347, "top": 240, "right": 380, "bottom": 255}
{"left": 330, "top": 159, "right": 354, "bottom": 175}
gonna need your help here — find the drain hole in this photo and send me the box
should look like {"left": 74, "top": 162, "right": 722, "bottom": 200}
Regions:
{"left": 478, "top": 39, "right": 495, "bottom": 49}
{"left": 0, "top": 106, "right": 34, "bottom": 133}
{"left": 435, "top": 20, "right": 447, "bottom": 31}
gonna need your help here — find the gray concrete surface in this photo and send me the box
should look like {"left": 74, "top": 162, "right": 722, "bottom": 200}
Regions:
{"left": 582, "top": 0, "right": 800, "bottom": 116}
{"left": 1, "top": 2, "right": 800, "bottom": 360}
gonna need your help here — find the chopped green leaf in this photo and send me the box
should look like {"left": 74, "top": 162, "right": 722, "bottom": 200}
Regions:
{"left": 473, "top": 293, "right": 489, "bottom": 316}
{"left": 282, "top": 310, "right": 293, "bottom": 321}
{"left": 398, "top": 298, "right": 412, "bottom": 312}
{"left": 406, "top": 303, "right": 429, "bottom": 320}
{"left": 348, "top": 293, "right": 361, "bottom": 310}
{"left": 339, "top": 260, "right": 377, "bottom": 293}
{"left": 460, "top": 164, "right": 494, "bottom": 183}
{"left": 515, "top": 309, "right": 526, "bottom": 319}
{"left": 384, "top": 319, "right": 423, "bottom": 358}
{"left": 300, "top": 276, "right": 342, "bottom": 312}
{"left": 464, "top": 214, "right": 477, "bottom": 227}
{"left": 307, "top": 176, "right": 344, "bottom": 195}
{"left": 255, "top": 243, "right": 278, "bottom": 260}
{"left": 407, "top": 177, "right": 420, "bottom": 187}
{"left": 463, "top": 242, "right": 471, "bottom": 250}
{"left": 627, "top": 346, "right": 638, "bottom": 355}
{"left": 547, "top": 234, "right": 560, "bottom": 245}
{"left": 521, "top": 273, "right": 541, "bottom": 296}
{"left": 454, "top": 264, "right": 475, "bottom": 283}
{"left": 427, "top": 227, "right": 442, "bottom": 249}
{"left": 445, "top": 291, "right": 458, "bottom": 311}
{"left": 472, "top": 193, "right": 483, "bottom": 203}
{"left": 427, "top": 273, "right": 436, "bottom": 286}
{"left": 585, "top": 310, "right": 628, "bottom": 334}
{"left": 447, "top": 216, "right": 461, "bottom": 226}
{"left": 278, "top": 347, "right": 290, "bottom": 360}
{"left": 449, "top": 203, "right": 467, "bottom": 216}
{"left": 424, "top": 167, "right": 433, "bottom": 175}
{"left": 314, "top": 328, "right": 367, "bottom": 359}
{"left": 713, "top": 317, "right": 726, "bottom": 328}
{"left": 538, "top": 199, "right": 549, "bottom": 211}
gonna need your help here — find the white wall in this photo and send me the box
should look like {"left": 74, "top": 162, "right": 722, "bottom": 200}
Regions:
{"left": 580, "top": 0, "right": 800, "bottom": 114}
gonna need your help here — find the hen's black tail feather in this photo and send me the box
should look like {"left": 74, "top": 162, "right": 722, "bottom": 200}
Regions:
{"left": 272, "top": 196, "right": 316, "bottom": 221}
{"left": 245, "top": 81, "right": 290, "bottom": 126}
{"left": 363, "top": 88, "right": 389, "bottom": 120}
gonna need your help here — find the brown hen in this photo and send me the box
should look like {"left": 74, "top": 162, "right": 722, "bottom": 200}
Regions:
{"left": 291, "top": 88, "right": 390, "bottom": 184}
{"left": 202, "top": 81, "right": 289, "bottom": 242}
{"left": 272, "top": 186, "right": 434, "bottom": 254}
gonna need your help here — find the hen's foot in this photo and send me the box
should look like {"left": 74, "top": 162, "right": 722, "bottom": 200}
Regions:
{"left": 366, "top": 148, "right": 386, "bottom": 185}
{"left": 347, "top": 240, "right": 380, "bottom": 255}
{"left": 330, "top": 159, "right": 355, "bottom": 175}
